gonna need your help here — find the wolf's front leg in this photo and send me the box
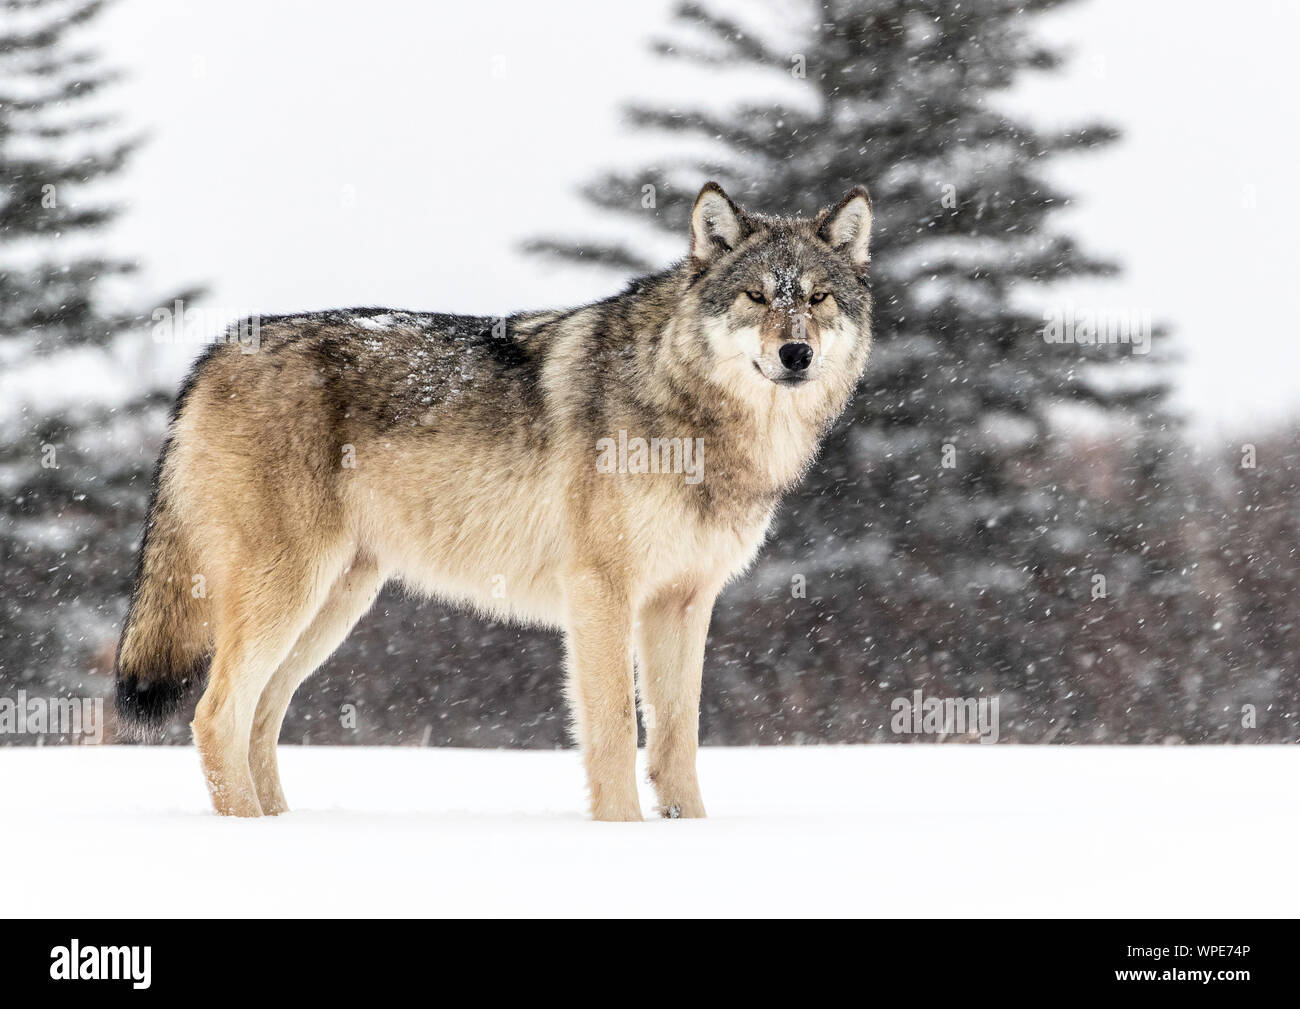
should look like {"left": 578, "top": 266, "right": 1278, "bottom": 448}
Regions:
{"left": 563, "top": 566, "right": 642, "bottom": 821}
{"left": 635, "top": 583, "right": 716, "bottom": 819}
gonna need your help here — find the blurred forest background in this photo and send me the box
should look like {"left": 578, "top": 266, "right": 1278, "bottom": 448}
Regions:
{"left": 2, "top": 0, "right": 1296, "bottom": 746}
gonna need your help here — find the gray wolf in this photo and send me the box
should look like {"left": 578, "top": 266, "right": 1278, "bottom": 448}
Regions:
{"left": 115, "top": 181, "right": 874, "bottom": 820}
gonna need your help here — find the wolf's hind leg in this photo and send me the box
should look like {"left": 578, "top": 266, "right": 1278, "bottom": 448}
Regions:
{"left": 192, "top": 549, "right": 348, "bottom": 817}
{"left": 635, "top": 582, "right": 717, "bottom": 819}
{"left": 249, "top": 555, "right": 383, "bottom": 815}
{"left": 564, "top": 566, "right": 641, "bottom": 821}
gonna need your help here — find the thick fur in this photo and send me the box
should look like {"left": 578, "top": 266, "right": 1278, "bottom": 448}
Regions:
{"left": 114, "top": 182, "right": 874, "bottom": 819}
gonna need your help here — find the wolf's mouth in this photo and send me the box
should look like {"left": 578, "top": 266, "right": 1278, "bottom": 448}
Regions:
{"left": 754, "top": 361, "right": 809, "bottom": 386}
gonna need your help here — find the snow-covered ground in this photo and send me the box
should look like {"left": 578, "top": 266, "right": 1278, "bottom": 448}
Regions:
{"left": 4, "top": 745, "right": 1296, "bottom": 917}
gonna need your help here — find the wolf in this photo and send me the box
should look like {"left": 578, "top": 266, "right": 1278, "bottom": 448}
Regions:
{"left": 114, "top": 181, "right": 874, "bottom": 820}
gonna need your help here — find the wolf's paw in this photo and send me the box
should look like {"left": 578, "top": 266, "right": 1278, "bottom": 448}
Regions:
{"left": 657, "top": 797, "right": 706, "bottom": 819}
{"left": 592, "top": 803, "right": 644, "bottom": 822}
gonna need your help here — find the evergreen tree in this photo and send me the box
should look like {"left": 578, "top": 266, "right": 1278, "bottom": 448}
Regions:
{"left": 528, "top": 0, "right": 1184, "bottom": 741}
{"left": 0, "top": 0, "right": 197, "bottom": 727}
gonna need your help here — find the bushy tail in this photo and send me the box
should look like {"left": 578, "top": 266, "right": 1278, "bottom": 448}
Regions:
{"left": 114, "top": 453, "right": 212, "bottom": 740}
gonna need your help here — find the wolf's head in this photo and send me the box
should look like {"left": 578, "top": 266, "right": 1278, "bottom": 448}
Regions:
{"left": 681, "top": 181, "right": 872, "bottom": 397}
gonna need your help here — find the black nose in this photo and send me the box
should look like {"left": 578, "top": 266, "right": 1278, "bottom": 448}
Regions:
{"left": 778, "top": 342, "right": 813, "bottom": 372}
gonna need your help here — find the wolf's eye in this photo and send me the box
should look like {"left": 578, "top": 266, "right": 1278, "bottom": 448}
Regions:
{"left": 745, "top": 290, "right": 767, "bottom": 304}
{"left": 810, "top": 291, "right": 830, "bottom": 305}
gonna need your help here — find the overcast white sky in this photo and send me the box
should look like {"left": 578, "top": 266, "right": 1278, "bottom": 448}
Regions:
{"left": 80, "top": 0, "right": 1300, "bottom": 439}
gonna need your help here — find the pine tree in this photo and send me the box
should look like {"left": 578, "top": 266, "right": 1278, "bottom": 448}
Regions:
{"left": 527, "top": 0, "right": 1184, "bottom": 742}
{"left": 0, "top": 0, "right": 198, "bottom": 728}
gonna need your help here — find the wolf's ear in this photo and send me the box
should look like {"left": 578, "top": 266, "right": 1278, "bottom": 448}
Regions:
{"left": 817, "top": 186, "right": 873, "bottom": 271}
{"left": 690, "top": 182, "right": 751, "bottom": 265}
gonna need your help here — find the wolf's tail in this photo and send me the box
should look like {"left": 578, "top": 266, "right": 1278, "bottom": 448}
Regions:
{"left": 114, "top": 442, "right": 212, "bottom": 739}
